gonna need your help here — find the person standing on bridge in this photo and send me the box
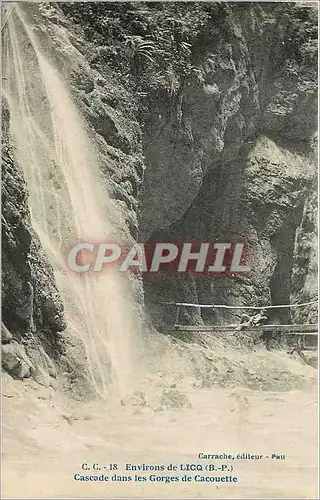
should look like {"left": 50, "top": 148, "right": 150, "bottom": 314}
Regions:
{"left": 235, "top": 309, "right": 268, "bottom": 339}
{"left": 235, "top": 313, "right": 251, "bottom": 332}
{"left": 250, "top": 308, "right": 268, "bottom": 327}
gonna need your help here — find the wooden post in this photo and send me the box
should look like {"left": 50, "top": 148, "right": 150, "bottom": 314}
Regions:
{"left": 211, "top": 306, "right": 215, "bottom": 333}
{"left": 174, "top": 305, "right": 181, "bottom": 329}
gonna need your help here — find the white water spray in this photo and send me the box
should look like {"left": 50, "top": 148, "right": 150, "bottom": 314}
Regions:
{"left": 2, "top": 4, "right": 140, "bottom": 399}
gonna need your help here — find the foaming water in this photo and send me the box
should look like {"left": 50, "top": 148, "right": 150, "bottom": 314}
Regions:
{"left": 3, "top": 4, "right": 140, "bottom": 399}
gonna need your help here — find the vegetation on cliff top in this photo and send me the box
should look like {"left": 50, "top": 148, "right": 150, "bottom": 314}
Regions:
{"left": 60, "top": 2, "right": 317, "bottom": 102}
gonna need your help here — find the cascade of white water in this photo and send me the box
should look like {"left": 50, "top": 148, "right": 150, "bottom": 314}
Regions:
{"left": 3, "top": 5, "right": 140, "bottom": 399}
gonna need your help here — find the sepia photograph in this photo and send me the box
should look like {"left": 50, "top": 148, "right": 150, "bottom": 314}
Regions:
{"left": 1, "top": 1, "right": 318, "bottom": 498}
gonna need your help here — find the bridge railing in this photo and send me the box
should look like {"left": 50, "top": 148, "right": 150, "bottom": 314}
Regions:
{"left": 159, "top": 300, "right": 318, "bottom": 348}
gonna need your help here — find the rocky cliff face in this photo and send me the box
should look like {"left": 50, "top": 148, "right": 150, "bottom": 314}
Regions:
{"left": 136, "top": 3, "right": 318, "bottom": 326}
{"left": 2, "top": 98, "right": 67, "bottom": 386}
{"left": 1, "top": 2, "right": 317, "bottom": 385}
{"left": 2, "top": 99, "right": 111, "bottom": 396}
{"left": 144, "top": 135, "right": 316, "bottom": 327}
{"left": 290, "top": 174, "right": 318, "bottom": 324}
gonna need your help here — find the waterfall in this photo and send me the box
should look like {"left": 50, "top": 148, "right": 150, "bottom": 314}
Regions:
{"left": 2, "top": 4, "right": 140, "bottom": 399}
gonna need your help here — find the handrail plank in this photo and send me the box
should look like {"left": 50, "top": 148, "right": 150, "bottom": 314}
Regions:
{"left": 166, "top": 324, "right": 318, "bottom": 335}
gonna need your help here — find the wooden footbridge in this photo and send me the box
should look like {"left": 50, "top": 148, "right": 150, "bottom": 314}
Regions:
{"left": 159, "top": 300, "right": 318, "bottom": 350}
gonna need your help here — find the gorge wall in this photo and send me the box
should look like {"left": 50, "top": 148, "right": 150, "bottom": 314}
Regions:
{"left": 1, "top": 2, "right": 318, "bottom": 386}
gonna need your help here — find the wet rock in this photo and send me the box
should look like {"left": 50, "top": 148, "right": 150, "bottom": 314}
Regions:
{"left": 23, "top": 344, "right": 59, "bottom": 387}
{"left": 86, "top": 93, "right": 138, "bottom": 155}
{"left": 1, "top": 323, "right": 12, "bottom": 344}
{"left": 2, "top": 124, "right": 67, "bottom": 340}
{"left": 305, "top": 355, "right": 318, "bottom": 369}
{"left": 121, "top": 390, "right": 147, "bottom": 407}
{"left": 158, "top": 389, "right": 192, "bottom": 411}
{"left": 2, "top": 342, "right": 34, "bottom": 379}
